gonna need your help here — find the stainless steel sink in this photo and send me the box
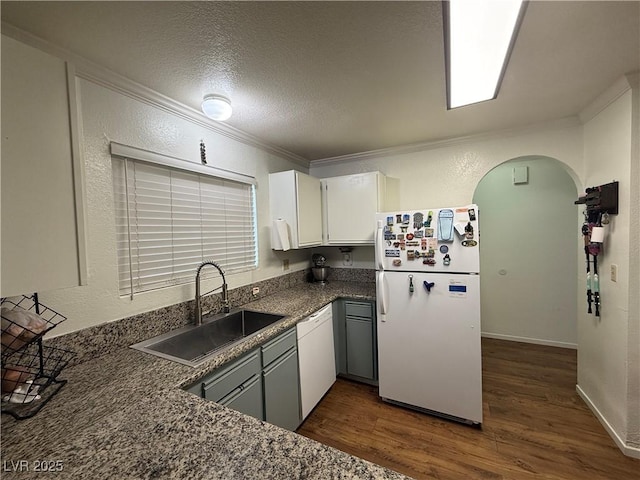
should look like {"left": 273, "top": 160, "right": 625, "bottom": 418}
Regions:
{"left": 130, "top": 309, "right": 286, "bottom": 367}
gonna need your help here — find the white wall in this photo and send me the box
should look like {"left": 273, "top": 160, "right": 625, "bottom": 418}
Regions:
{"left": 310, "top": 122, "right": 584, "bottom": 272}
{"left": 473, "top": 157, "right": 578, "bottom": 347}
{"left": 310, "top": 122, "right": 584, "bottom": 208}
{"left": 37, "top": 74, "right": 309, "bottom": 336}
{"left": 578, "top": 79, "right": 639, "bottom": 454}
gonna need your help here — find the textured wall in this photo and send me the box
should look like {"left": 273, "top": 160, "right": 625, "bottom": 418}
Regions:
{"left": 39, "top": 77, "right": 309, "bottom": 336}
{"left": 579, "top": 88, "right": 635, "bottom": 448}
{"left": 310, "top": 123, "right": 584, "bottom": 208}
{"left": 310, "top": 123, "right": 584, "bottom": 271}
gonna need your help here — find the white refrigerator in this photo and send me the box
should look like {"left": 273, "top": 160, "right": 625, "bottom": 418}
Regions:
{"left": 375, "top": 204, "right": 482, "bottom": 425}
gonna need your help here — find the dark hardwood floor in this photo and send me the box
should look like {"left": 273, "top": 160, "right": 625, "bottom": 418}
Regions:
{"left": 297, "top": 338, "right": 640, "bottom": 479}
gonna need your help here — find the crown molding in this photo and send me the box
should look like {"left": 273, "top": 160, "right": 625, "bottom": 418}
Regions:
{"left": 310, "top": 116, "right": 582, "bottom": 167}
{"left": 578, "top": 73, "right": 637, "bottom": 125}
{"left": 1, "top": 22, "right": 310, "bottom": 168}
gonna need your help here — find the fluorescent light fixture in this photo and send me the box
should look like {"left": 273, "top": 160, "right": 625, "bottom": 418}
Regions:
{"left": 201, "top": 94, "right": 233, "bottom": 121}
{"left": 444, "top": 0, "right": 526, "bottom": 109}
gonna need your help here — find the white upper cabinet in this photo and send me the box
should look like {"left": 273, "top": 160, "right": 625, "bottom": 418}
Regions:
{"left": 269, "top": 170, "right": 322, "bottom": 250}
{"left": 1, "top": 36, "right": 86, "bottom": 296}
{"left": 322, "top": 172, "right": 397, "bottom": 245}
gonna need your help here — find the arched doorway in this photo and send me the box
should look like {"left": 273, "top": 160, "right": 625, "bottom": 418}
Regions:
{"left": 473, "top": 156, "right": 579, "bottom": 347}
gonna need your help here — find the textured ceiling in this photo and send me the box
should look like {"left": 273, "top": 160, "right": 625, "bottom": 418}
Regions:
{"left": 1, "top": 1, "right": 639, "bottom": 161}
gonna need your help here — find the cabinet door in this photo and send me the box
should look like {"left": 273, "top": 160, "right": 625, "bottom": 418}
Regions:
{"left": 263, "top": 347, "right": 301, "bottom": 430}
{"left": 219, "top": 375, "right": 264, "bottom": 420}
{"left": 346, "top": 317, "right": 374, "bottom": 379}
{"left": 333, "top": 300, "right": 347, "bottom": 375}
{"left": 203, "top": 351, "right": 261, "bottom": 403}
{"left": 269, "top": 170, "right": 321, "bottom": 250}
{"left": 323, "top": 172, "right": 380, "bottom": 245}
{"left": 295, "top": 172, "right": 322, "bottom": 247}
{"left": 1, "top": 35, "right": 85, "bottom": 295}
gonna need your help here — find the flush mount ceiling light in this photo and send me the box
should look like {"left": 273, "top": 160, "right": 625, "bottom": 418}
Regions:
{"left": 201, "top": 94, "right": 232, "bottom": 121}
{"left": 444, "top": 0, "right": 527, "bottom": 109}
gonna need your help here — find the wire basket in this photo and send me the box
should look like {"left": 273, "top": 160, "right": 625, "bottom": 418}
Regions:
{"left": 1, "top": 343, "right": 75, "bottom": 419}
{"left": 1, "top": 295, "right": 67, "bottom": 359}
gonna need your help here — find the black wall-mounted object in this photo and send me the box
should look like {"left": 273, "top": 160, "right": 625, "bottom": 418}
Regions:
{"left": 200, "top": 140, "right": 207, "bottom": 165}
{"left": 575, "top": 181, "right": 619, "bottom": 215}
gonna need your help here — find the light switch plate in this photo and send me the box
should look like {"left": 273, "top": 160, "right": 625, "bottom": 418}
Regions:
{"left": 611, "top": 264, "right": 618, "bottom": 282}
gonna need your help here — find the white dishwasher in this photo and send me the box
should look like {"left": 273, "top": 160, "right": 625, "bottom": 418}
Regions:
{"left": 297, "top": 304, "right": 336, "bottom": 420}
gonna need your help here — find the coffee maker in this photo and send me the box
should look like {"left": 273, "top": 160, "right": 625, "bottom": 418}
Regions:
{"left": 311, "top": 254, "right": 330, "bottom": 284}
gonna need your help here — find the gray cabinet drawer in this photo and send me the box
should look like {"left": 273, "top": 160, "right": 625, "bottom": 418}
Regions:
{"left": 345, "top": 301, "right": 372, "bottom": 319}
{"left": 203, "top": 350, "right": 261, "bottom": 403}
{"left": 219, "top": 375, "right": 263, "bottom": 419}
{"left": 262, "top": 328, "right": 297, "bottom": 366}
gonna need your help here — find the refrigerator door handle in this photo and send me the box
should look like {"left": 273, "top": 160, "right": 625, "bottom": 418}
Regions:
{"left": 377, "top": 271, "right": 389, "bottom": 319}
{"left": 376, "top": 221, "right": 385, "bottom": 270}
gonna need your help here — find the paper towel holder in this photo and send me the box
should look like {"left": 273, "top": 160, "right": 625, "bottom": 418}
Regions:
{"left": 271, "top": 218, "right": 291, "bottom": 251}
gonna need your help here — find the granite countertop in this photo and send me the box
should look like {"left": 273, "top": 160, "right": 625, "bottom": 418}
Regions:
{"left": 1, "top": 282, "right": 411, "bottom": 479}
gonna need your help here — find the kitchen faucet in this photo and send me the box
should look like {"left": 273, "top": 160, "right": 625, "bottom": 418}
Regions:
{"left": 194, "top": 261, "right": 229, "bottom": 326}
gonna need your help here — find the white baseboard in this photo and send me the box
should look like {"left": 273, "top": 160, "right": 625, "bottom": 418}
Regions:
{"left": 481, "top": 332, "right": 577, "bottom": 349}
{"left": 576, "top": 385, "right": 640, "bottom": 459}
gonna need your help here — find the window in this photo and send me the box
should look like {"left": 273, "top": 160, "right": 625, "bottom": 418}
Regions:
{"left": 111, "top": 144, "right": 257, "bottom": 297}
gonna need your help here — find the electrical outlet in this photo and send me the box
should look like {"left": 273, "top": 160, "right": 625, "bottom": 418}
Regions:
{"left": 611, "top": 264, "right": 618, "bottom": 282}
{"left": 252, "top": 287, "right": 260, "bottom": 296}
{"left": 343, "top": 252, "right": 353, "bottom": 266}
{"left": 283, "top": 259, "right": 290, "bottom": 271}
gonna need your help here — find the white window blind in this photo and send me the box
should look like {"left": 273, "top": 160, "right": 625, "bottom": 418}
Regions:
{"left": 112, "top": 155, "right": 257, "bottom": 297}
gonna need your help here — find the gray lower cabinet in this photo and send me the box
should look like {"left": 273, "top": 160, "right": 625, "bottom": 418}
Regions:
{"left": 334, "top": 300, "right": 378, "bottom": 384}
{"left": 346, "top": 317, "right": 374, "bottom": 379}
{"left": 201, "top": 350, "right": 263, "bottom": 419}
{"left": 261, "top": 328, "right": 301, "bottom": 430}
{"left": 218, "top": 374, "right": 263, "bottom": 419}
{"left": 185, "top": 327, "right": 301, "bottom": 430}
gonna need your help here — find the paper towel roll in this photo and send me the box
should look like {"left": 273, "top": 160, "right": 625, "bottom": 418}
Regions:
{"left": 590, "top": 226, "right": 605, "bottom": 243}
{"left": 273, "top": 219, "right": 291, "bottom": 251}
